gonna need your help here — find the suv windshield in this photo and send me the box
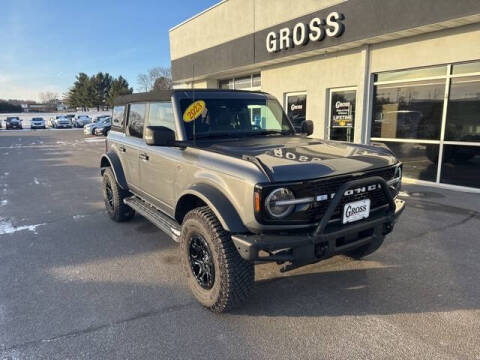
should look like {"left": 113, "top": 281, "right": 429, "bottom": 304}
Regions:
{"left": 180, "top": 98, "right": 294, "bottom": 140}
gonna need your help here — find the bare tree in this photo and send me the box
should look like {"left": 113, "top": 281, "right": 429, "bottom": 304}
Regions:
{"left": 136, "top": 73, "right": 151, "bottom": 92}
{"left": 39, "top": 91, "right": 58, "bottom": 104}
{"left": 136, "top": 67, "right": 172, "bottom": 92}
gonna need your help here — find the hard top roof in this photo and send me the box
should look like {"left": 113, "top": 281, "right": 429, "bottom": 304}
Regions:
{"left": 113, "top": 89, "right": 270, "bottom": 106}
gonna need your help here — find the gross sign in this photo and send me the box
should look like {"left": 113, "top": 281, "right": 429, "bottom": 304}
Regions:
{"left": 331, "top": 100, "right": 353, "bottom": 128}
{"left": 183, "top": 100, "right": 206, "bottom": 122}
{"left": 266, "top": 11, "right": 344, "bottom": 53}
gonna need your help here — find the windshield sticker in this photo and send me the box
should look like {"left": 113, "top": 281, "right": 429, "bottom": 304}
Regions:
{"left": 183, "top": 100, "right": 207, "bottom": 122}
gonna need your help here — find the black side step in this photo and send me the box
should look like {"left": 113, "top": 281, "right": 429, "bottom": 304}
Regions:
{"left": 124, "top": 196, "right": 181, "bottom": 242}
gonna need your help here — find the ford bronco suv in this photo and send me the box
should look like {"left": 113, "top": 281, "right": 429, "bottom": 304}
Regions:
{"left": 100, "top": 90, "right": 405, "bottom": 312}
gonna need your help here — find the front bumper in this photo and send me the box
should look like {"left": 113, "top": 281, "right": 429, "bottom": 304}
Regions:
{"left": 232, "top": 176, "right": 405, "bottom": 267}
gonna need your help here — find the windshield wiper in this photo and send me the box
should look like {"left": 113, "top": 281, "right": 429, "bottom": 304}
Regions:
{"left": 193, "top": 132, "right": 243, "bottom": 139}
{"left": 245, "top": 130, "right": 293, "bottom": 137}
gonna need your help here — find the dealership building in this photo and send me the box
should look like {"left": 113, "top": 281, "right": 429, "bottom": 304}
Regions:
{"left": 169, "top": 0, "right": 480, "bottom": 191}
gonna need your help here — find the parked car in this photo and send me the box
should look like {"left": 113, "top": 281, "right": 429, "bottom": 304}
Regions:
{"left": 84, "top": 116, "right": 110, "bottom": 135}
{"left": 100, "top": 89, "right": 405, "bottom": 312}
{"left": 49, "top": 115, "right": 72, "bottom": 128}
{"left": 73, "top": 115, "right": 92, "bottom": 128}
{"left": 5, "top": 117, "right": 23, "bottom": 130}
{"left": 65, "top": 114, "right": 75, "bottom": 122}
{"left": 94, "top": 118, "right": 111, "bottom": 136}
{"left": 30, "top": 117, "right": 46, "bottom": 129}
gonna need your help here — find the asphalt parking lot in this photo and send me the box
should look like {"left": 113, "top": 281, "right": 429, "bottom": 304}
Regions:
{"left": 1, "top": 129, "right": 479, "bottom": 360}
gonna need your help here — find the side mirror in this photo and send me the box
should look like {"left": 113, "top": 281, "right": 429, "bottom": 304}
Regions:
{"left": 144, "top": 126, "right": 175, "bottom": 146}
{"left": 301, "top": 120, "right": 314, "bottom": 136}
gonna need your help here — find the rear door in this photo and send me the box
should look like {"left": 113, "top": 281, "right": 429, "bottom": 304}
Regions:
{"left": 138, "top": 102, "right": 178, "bottom": 213}
{"left": 122, "top": 103, "right": 147, "bottom": 191}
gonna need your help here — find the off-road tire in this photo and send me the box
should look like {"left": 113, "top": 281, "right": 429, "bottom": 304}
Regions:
{"left": 102, "top": 167, "right": 135, "bottom": 222}
{"left": 347, "top": 235, "right": 384, "bottom": 259}
{"left": 180, "top": 206, "right": 254, "bottom": 313}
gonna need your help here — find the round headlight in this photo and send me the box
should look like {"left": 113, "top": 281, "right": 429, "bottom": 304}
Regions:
{"left": 265, "top": 188, "right": 295, "bottom": 219}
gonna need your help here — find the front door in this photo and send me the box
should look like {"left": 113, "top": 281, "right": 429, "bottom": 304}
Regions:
{"left": 329, "top": 88, "right": 357, "bottom": 142}
{"left": 139, "top": 102, "right": 178, "bottom": 214}
{"left": 124, "top": 103, "right": 147, "bottom": 190}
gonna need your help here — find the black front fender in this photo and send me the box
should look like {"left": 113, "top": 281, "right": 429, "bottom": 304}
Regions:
{"left": 100, "top": 151, "right": 128, "bottom": 190}
{"left": 177, "top": 183, "right": 248, "bottom": 234}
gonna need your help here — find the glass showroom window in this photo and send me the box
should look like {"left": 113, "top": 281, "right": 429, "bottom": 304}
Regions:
{"left": 372, "top": 62, "right": 480, "bottom": 189}
{"left": 285, "top": 92, "right": 307, "bottom": 132}
{"left": 218, "top": 74, "right": 261, "bottom": 91}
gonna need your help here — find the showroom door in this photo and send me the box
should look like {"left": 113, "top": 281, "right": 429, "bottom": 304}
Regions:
{"left": 328, "top": 88, "right": 356, "bottom": 142}
{"left": 285, "top": 92, "right": 307, "bottom": 132}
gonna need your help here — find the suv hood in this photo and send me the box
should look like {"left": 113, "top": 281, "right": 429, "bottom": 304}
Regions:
{"left": 202, "top": 136, "right": 398, "bottom": 182}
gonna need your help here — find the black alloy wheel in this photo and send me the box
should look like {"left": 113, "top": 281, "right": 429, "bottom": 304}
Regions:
{"left": 188, "top": 234, "right": 215, "bottom": 289}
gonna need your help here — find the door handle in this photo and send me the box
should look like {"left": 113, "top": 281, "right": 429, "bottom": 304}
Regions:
{"left": 119, "top": 145, "right": 126, "bottom": 152}
{"left": 139, "top": 152, "right": 149, "bottom": 161}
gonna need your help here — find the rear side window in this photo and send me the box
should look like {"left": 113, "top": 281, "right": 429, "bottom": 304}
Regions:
{"left": 112, "top": 105, "right": 125, "bottom": 129}
{"left": 127, "top": 103, "right": 146, "bottom": 138}
{"left": 147, "top": 102, "right": 175, "bottom": 132}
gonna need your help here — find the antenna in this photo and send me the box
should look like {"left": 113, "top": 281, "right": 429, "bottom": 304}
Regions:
{"left": 192, "top": 63, "right": 196, "bottom": 145}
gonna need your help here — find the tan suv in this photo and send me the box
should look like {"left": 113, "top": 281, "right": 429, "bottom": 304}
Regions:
{"left": 100, "top": 89, "right": 405, "bottom": 312}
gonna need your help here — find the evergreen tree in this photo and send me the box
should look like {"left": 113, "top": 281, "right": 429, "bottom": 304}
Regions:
{"left": 67, "top": 72, "right": 132, "bottom": 110}
{"left": 107, "top": 76, "right": 133, "bottom": 106}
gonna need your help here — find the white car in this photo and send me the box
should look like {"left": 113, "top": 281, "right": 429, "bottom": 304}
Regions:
{"left": 30, "top": 117, "right": 46, "bottom": 129}
{"left": 49, "top": 115, "right": 72, "bottom": 128}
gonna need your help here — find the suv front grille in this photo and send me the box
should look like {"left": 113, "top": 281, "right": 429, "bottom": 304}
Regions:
{"left": 292, "top": 167, "right": 395, "bottom": 223}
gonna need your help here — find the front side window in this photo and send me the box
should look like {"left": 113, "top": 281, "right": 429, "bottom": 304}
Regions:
{"left": 147, "top": 102, "right": 175, "bottom": 132}
{"left": 127, "top": 103, "right": 146, "bottom": 138}
{"left": 180, "top": 98, "right": 293, "bottom": 140}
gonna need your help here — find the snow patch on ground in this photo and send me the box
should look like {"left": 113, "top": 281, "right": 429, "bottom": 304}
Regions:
{"left": 56, "top": 141, "right": 66, "bottom": 145}
{"left": 0, "top": 218, "right": 45, "bottom": 235}
{"left": 3, "top": 172, "right": 9, "bottom": 176}
{"left": 84, "top": 137, "right": 106, "bottom": 143}
{"left": 73, "top": 214, "right": 86, "bottom": 220}
{"left": 33, "top": 177, "right": 40, "bottom": 185}
{"left": 0, "top": 200, "right": 7, "bottom": 207}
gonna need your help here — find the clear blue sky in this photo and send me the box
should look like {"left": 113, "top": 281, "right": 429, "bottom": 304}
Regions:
{"left": 0, "top": 0, "right": 219, "bottom": 101}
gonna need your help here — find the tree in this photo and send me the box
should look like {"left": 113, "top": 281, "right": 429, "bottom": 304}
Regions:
{"left": 92, "top": 72, "right": 113, "bottom": 110}
{"left": 107, "top": 76, "right": 133, "bottom": 106}
{"left": 137, "top": 66, "right": 172, "bottom": 92}
{"left": 66, "top": 72, "right": 132, "bottom": 110}
{"left": 137, "top": 73, "right": 151, "bottom": 92}
{"left": 0, "top": 100, "right": 23, "bottom": 113}
{"left": 39, "top": 91, "right": 58, "bottom": 104}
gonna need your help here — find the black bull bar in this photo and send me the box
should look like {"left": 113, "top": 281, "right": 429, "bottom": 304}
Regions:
{"left": 231, "top": 176, "right": 406, "bottom": 270}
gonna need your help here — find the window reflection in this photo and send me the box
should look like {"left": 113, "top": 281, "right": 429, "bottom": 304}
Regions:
{"left": 372, "top": 80, "right": 445, "bottom": 140}
{"left": 441, "top": 145, "right": 480, "bottom": 188}
{"left": 445, "top": 76, "right": 480, "bottom": 142}
{"left": 375, "top": 66, "right": 447, "bottom": 82}
{"left": 383, "top": 142, "right": 439, "bottom": 181}
{"left": 452, "top": 61, "right": 480, "bottom": 75}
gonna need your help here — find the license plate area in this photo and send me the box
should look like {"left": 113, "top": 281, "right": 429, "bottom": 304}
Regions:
{"left": 343, "top": 199, "right": 370, "bottom": 224}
